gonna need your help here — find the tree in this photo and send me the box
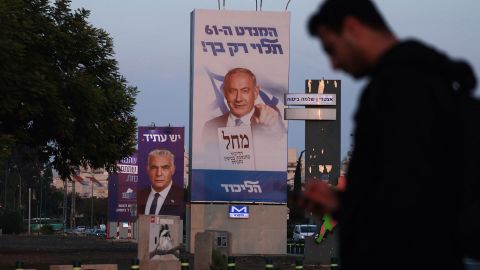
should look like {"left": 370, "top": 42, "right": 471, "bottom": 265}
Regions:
{"left": 0, "top": 0, "right": 137, "bottom": 179}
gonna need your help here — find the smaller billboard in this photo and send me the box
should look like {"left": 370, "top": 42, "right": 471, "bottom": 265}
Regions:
{"left": 108, "top": 154, "right": 138, "bottom": 222}
{"left": 137, "top": 127, "right": 185, "bottom": 217}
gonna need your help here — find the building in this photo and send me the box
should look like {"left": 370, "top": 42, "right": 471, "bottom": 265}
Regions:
{"left": 51, "top": 167, "right": 109, "bottom": 198}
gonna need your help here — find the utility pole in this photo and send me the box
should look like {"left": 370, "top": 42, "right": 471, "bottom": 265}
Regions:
{"left": 90, "top": 179, "right": 94, "bottom": 228}
{"left": 4, "top": 165, "right": 7, "bottom": 209}
{"left": 39, "top": 178, "right": 43, "bottom": 228}
{"left": 18, "top": 172, "right": 22, "bottom": 213}
{"left": 71, "top": 177, "right": 76, "bottom": 229}
{"left": 28, "top": 188, "right": 31, "bottom": 235}
{"left": 62, "top": 179, "right": 67, "bottom": 233}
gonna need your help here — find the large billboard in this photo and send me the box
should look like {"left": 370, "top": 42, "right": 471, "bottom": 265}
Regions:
{"left": 108, "top": 154, "right": 138, "bottom": 222}
{"left": 137, "top": 127, "right": 185, "bottom": 217}
{"left": 190, "top": 10, "right": 289, "bottom": 202}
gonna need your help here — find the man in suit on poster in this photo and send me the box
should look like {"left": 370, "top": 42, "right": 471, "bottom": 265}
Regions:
{"left": 202, "top": 67, "right": 286, "bottom": 142}
{"left": 137, "top": 149, "right": 184, "bottom": 216}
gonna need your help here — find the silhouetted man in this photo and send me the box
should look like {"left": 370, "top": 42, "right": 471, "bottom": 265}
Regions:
{"left": 302, "top": 1, "right": 477, "bottom": 269}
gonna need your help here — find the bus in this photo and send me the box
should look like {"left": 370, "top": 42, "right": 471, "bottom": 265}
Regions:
{"left": 26, "top": 218, "right": 64, "bottom": 232}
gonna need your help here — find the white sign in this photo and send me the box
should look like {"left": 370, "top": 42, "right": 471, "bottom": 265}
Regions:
{"left": 284, "top": 108, "right": 337, "bottom": 120}
{"left": 285, "top": 94, "right": 336, "bottom": 106}
{"left": 217, "top": 126, "right": 255, "bottom": 170}
{"left": 229, "top": 205, "right": 249, "bottom": 218}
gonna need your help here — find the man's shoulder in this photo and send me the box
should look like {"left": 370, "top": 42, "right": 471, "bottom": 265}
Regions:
{"left": 139, "top": 185, "right": 150, "bottom": 192}
{"left": 164, "top": 183, "right": 184, "bottom": 206}
{"left": 205, "top": 113, "right": 229, "bottom": 128}
{"left": 203, "top": 113, "right": 229, "bottom": 143}
{"left": 138, "top": 186, "right": 150, "bottom": 197}
{"left": 169, "top": 183, "right": 183, "bottom": 196}
{"left": 137, "top": 186, "right": 150, "bottom": 207}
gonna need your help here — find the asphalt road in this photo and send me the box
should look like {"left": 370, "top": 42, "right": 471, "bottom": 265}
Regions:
{"left": 3, "top": 235, "right": 477, "bottom": 270}
{"left": 0, "top": 235, "right": 316, "bottom": 270}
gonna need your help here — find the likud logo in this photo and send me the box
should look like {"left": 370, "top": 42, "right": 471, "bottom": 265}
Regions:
{"left": 229, "top": 205, "right": 249, "bottom": 219}
{"left": 220, "top": 181, "right": 262, "bottom": 193}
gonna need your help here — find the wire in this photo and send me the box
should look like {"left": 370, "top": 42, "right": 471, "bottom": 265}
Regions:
{"left": 285, "top": 0, "right": 291, "bottom": 11}
{"left": 256, "top": 0, "right": 258, "bottom": 11}
{"left": 260, "top": 0, "right": 262, "bottom": 11}
{"left": 223, "top": 0, "right": 225, "bottom": 9}
{"left": 218, "top": 0, "right": 220, "bottom": 10}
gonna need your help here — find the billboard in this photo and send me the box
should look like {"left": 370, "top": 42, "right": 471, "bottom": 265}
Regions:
{"left": 108, "top": 154, "right": 138, "bottom": 222}
{"left": 137, "top": 127, "right": 185, "bottom": 217}
{"left": 190, "top": 10, "right": 289, "bottom": 202}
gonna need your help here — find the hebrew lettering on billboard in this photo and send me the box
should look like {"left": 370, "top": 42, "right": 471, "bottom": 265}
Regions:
{"left": 190, "top": 10, "right": 289, "bottom": 202}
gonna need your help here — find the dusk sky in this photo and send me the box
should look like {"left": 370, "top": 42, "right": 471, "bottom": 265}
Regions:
{"left": 70, "top": 0, "right": 480, "bottom": 158}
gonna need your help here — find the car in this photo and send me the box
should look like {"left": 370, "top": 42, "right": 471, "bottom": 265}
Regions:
{"left": 84, "top": 228, "right": 95, "bottom": 236}
{"left": 73, "top": 226, "right": 87, "bottom": 235}
{"left": 292, "top": 224, "right": 318, "bottom": 241}
{"left": 92, "top": 229, "right": 106, "bottom": 238}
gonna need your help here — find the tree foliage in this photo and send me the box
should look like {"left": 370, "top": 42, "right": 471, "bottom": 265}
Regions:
{"left": 0, "top": 0, "right": 137, "bottom": 178}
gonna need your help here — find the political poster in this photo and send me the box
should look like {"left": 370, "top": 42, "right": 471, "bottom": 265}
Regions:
{"left": 108, "top": 154, "right": 138, "bottom": 222}
{"left": 190, "top": 10, "right": 289, "bottom": 202}
{"left": 137, "top": 127, "right": 185, "bottom": 217}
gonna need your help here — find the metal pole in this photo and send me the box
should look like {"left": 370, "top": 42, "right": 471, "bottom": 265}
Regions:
{"left": 28, "top": 188, "right": 31, "bottom": 235}
{"left": 39, "top": 180, "right": 43, "bottom": 227}
{"left": 63, "top": 179, "right": 67, "bottom": 233}
{"left": 18, "top": 173, "right": 22, "bottom": 211}
{"left": 4, "top": 165, "right": 7, "bottom": 209}
{"left": 71, "top": 179, "right": 76, "bottom": 229}
{"left": 91, "top": 181, "right": 94, "bottom": 228}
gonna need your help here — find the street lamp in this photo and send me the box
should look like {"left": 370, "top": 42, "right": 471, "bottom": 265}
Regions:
{"left": 91, "top": 180, "right": 94, "bottom": 228}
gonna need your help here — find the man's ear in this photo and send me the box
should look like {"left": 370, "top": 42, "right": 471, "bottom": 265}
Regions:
{"left": 254, "top": 85, "right": 260, "bottom": 99}
{"left": 342, "top": 16, "right": 363, "bottom": 42}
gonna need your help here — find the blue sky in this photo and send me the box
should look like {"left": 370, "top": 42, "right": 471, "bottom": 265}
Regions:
{"left": 70, "top": 0, "right": 480, "bottom": 158}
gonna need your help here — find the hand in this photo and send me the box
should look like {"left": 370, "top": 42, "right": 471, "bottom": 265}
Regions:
{"left": 252, "top": 104, "right": 280, "bottom": 126}
{"left": 298, "top": 181, "right": 339, "bottom": 216}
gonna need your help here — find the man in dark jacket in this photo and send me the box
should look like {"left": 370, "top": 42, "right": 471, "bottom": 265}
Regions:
{"left": 202, "top": 67, "right": 285, "bottom": 143}
{"left": 302, "top": 0, "right": 477, "bottom": 269}
{"left": 137, "top": 149, "right": 184, "bottom": 216}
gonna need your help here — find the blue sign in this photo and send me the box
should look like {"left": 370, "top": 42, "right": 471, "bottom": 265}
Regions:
{"left": 229, "top": 205, "right": 249, "bottom": 218}
{"left": 191, "top": 169, "right": 287, "bottom": 203}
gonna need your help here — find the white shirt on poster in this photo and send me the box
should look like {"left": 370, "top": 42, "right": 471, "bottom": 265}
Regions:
{"left": 226, "top": 109, "right": 255, "bottom": 127}
{"left": 144, "top": 181, "right": 172, "bottom": 215}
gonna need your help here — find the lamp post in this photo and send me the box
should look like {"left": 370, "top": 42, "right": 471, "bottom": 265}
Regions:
{"left": 28, "top": 188, "right": 31, "bottom": 235}
{"left": 91, "top": 179, "right": 94, "bottom": 228}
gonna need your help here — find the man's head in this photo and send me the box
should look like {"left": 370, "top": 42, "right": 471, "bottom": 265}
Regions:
{"left": 308, "top": 0, "right": 396, "bottom": 78}
{"left": 223, "top": 68, "right": 259, "bottom": 118}
{"left": 147, "top": 149, "right": 175, "bottom": 192}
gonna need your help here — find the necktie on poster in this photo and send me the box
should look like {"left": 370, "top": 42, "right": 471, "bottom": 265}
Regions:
{"left": 149, "top": 193, "right": 160, "bottom": 215}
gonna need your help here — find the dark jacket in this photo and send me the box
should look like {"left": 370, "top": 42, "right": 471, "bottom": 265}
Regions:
{"left": 137, "top": 183, "right": 184, "bottom": 217}
{"left": 340, "top": 40, "right": 476, "bottom": 270}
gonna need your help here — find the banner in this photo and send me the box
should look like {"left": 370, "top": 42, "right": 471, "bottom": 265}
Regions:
{"left": 137, "top": 127, "right": 185, "bottom": 216}
{"left": 108, "top": 154, "right": 138, "bottom": 222}
{"left": 190, "top": 10, "right": 289, "bottom": 202}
